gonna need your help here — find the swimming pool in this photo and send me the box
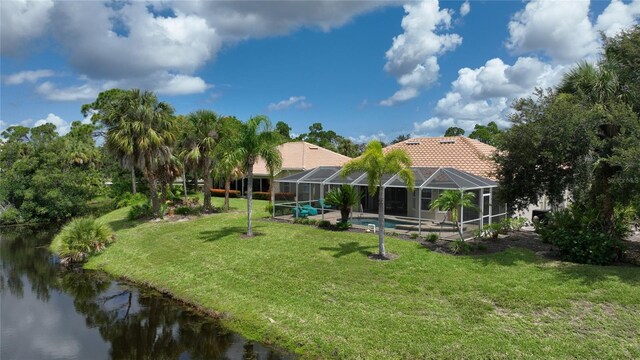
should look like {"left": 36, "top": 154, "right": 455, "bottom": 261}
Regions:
{"left": 349, "top": 218, "right": 413, "bottom": 229}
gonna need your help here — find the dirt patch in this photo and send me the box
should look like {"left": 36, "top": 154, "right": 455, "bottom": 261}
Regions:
{"left": 367, "top": 252, "right": 399, "bottom": 261}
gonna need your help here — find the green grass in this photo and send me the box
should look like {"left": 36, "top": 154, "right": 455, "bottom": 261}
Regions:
{"left": 87, "top": 198, "right": 640, "bottom": 359}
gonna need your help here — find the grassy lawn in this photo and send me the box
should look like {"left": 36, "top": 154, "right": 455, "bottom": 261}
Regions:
{"left": 87, "top": 198, "right": 640, "bottom": 359}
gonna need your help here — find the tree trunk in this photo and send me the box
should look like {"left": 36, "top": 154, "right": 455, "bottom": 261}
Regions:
{"left": 149, "top": 175, "right": 160, "bottom": 218}
{"left": 182, "top": 170, "right": 188, "bottom": 204}
{"left": 270, "top": 174, "right": 275, "bottom": 218}
{"left": 247, "top": 166, "right": 254, "bottom": 236}
{"left": 203, "top": 158, "right": 212, "bottom": 212}
{"left": 340, "top": 208, "right": 350, "bottom": 223}
{"left": 130, "top": 166, "right": 137, "bottom": 195}
{"left": 224, "top": 176, "right": 231, "bottom": 211}
{"left": 378, "top": 186, "right": 386, "bottom": 257}
{"left": 160, "top": 179, "right": 168, "bottom": 204}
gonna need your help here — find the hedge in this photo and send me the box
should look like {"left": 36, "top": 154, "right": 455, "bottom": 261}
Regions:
{"left": 210, "top": 189, "right": 239, "bottom": 198}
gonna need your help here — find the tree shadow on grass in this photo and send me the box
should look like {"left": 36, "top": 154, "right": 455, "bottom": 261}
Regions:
{"left": 469, "top": 248, "right": 640, "bottom": 286}
{"left": 106, "top": 218, "right": 140, "bottom": 232}
{"left": 319, "top": 242, "right": 376, "bottom": 258}
{"left": 199, "top": 225, "right": 265, "bottom": 242}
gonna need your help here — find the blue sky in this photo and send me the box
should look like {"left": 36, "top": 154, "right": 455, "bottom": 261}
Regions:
{"left": 1, "top": 0, "right": 638, "bottom": 141}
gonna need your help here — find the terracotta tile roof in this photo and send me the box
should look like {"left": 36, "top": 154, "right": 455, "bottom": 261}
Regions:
{"left": 253, "top": 141, "right": 352, "bottom": 176}
{"left": 383, "top": 136, "right": 497, "bottom": 179}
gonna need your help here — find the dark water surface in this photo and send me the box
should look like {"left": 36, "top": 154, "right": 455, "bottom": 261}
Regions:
{"left": 0, "top": 226, "right": 293, "bottom": 360}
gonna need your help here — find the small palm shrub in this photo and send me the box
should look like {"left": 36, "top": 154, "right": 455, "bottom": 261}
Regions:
{"left": 52, "top": 217, "right": 114, "bottom": 263}
{"left": 318, "top": 220, "right": 332, "bottom": 229}
{"left": 128, "top": 202, "right": 154, "bottom": 220}
{"left": 324, "top": 185, "right": 363, "bottom": 223}
{"left": 449, "top": 239, "right": 472, "bottom": 254}
{"left": 335, "top": 221, "right": 351, "bottom": 231}
{"left": 425, "top": 233, "right": 439, "bottom": 243}
{"left": 175, "top": 206, "right": 202, "bottom": 216}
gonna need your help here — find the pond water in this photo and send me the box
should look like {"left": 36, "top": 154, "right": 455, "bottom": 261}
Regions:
{"left": 0, "top": 226, "right": 293, "bottom": 360}
{"left": 349, "top": 218, "right": 411, "bottom": 229}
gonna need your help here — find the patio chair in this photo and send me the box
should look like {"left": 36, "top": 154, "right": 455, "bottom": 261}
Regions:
{"left": 302, "top": 204, "right": 318, "bottom": 216}
{"left": 292, "top": 206, "right": 309, "bottom": 218}
{"left": 318, "top": 199, "right": 332, "bottom": 209}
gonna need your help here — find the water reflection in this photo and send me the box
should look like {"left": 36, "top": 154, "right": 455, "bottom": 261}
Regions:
{"left": 0, "top": 226, "right": 292, "bottom": 360}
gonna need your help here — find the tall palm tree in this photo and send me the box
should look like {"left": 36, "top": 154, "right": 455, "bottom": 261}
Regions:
{"left": 225, "top": 115, "right": 282, "bottom": 236}
{"left": 185, "top": 110, "right": 222, "bottom": 212}
{"left": 263, "top": 147, "right": 282, "bottom": 206}
{"left": 106, "top": 90, "right": 175, "bottom": 217}
{"left": 341, "top": 140, "right": 414, "bottom": 258}
{"left": 430, "top": 190, "right": 476, "bottom": 240}
{"left": 212, "top": 116, "right": 244, "bottom": 211}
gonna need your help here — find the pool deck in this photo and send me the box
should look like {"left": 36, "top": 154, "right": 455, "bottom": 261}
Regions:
{"left": 274, "top": 209, "right": 475, "bottom": 241}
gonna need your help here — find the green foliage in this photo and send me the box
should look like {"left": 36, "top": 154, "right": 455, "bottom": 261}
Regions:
{"left": 317, "top": 220, "right": 332, "bottom": 229}
{"left": 468, "top": 121, "right": 502, "bottom": 146}
{"left": 409, "top": 233, "right": 419, "bottom": 239}
{"left": 444, "top": 127, "right": 465, "bottom": 137}
{"left": 449, "top": 239, "right": 472, "bottom": 254}
{"left": 127, "top": 202, "right": 154, "bottom": 221}
{"left": 537, "top": 206, "right": 630, "bottom": 265}
{"left": 52, "top": 216, "right": 114, "bottom": 262}
{"left": 175, "top": 206, "right": 202, "bottom": 216}
{"left": 115, "top": 192, "right": 148, "bottom": 208}
{"left": 425, "top": 233, "right": 439, "bottom": 243}
{"left": 335, "top": 221, "right": 351, "bottom": 231}
{"left": 295, "top": 122, "right": 364, "bottom": 157}
{"left": 324, "top": 185, "right": 363, "bottom": 223}
{"left": 0, "top": 207, "right": 23, "bottom": 225}
{"left": 264, "top": 203, "right": 273, "bottom": 214}
{"left": 0, "top": 123, "right": 104, "bottom": 224}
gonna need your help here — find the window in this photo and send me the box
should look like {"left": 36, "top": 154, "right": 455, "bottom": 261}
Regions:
{"left": 421, "top": 189, "right": 433, "bottom": 211}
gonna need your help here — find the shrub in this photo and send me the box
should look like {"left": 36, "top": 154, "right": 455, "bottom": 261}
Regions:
{"left": 537, "top": 206, "right": 629, "bottom": 265}
{"left": 52, "top": 217, "right": 114, "bottom": 263}
{"left": 410, "top": 233, "right": 419, "bottom": 239}
{"left": 335, "top": 221, "right": 351, "bottom": 231}
{"left": 318, "top": 220, "right": 332, "bottom": 229}
{"left": 449, "top": 239, "right": 472, "bottom": 254}
{"left": 425, "top": 233, "right": 439, "bottom": 243}
{"left": 0, "top": 206, "right": 23, "bottom": 225}
{"left": 210, "top": 189, "right": 239, "bottom": 198}
{"left": 127, "top": 202, "right": 154, "bottom": 220}
{"left": 175, "top": 206, "right": 201, "bottom": 216}
{"left": 264, "top": 203, "right": 274, "bottom": 214}
{"left": 307, "top": 219, "right": 318, "bottom": 226}
{"left": 115, "top": 192, "right": 148, "bottom": 208}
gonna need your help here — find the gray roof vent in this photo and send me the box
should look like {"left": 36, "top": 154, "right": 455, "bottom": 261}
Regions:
{"left": 406, "top": 141, "right": 421, "bottom": 145}
{"left": 439, "top": 139, "right": 456, "bottom": 144}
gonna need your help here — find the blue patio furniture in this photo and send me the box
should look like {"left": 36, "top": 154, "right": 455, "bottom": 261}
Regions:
{"left": 292, "top": 206, "right": 309, "bottom": 218}
{"left": 302, "top": 204, "right": 318, "bottom": 216}
{"left": 318, "top": 199, "right": 332, "bottom": 209}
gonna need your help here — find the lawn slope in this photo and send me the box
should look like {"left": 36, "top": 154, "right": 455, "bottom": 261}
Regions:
{"left": 87, "top": 198, "right": 640, "bottom": 359}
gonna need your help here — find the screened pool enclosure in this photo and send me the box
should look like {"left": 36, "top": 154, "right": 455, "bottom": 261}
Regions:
{"left": 274, "top": 166, "right": 508, "bottom": 240}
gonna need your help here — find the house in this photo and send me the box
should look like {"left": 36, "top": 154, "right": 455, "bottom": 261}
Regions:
{"left": 275, "top": 136, "right": 509, "bottom": 238}
{"left": 228, "top": 141, "right": 351, "bottom": 195}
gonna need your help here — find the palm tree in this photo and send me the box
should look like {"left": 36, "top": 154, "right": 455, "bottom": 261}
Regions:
{"left": 106, "top": 90, "right": 175, "bottom": 217}
{"left": 324, "top": 185, "right": 362, "bottom": 223}
{"left": 430, "top": 190, "right": 476, "bottom": 240}
{"left": 225, "top": 115, "right": 282, "bottom": 236}
{"left": 185, "top": 110, "right": 222, "bottom": 212}
{"left": 341, "top": 140, "right": 414, "bottom": 258}
{"left": 212, "top": 116, "right": 243, "bottom": 211}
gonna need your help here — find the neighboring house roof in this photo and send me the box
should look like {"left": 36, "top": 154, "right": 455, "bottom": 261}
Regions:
{"left": 383, "top": 136, "right": 497, "bottom": 179}
{"left": 252, "top": 141, "right": 351, "bottom": 176}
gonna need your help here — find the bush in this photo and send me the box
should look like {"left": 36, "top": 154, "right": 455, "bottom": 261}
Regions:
{"left": 335, "top": 221, "right": 351, "bottom": 231}
{"left": 410, "top": 233, "right": 419, "bottom": 239}
{"left": 449, "top": 239, "right": 472, "bottom": 254}
{"left": 264, "top": 203, "right": 273, "bottom": 214}
{"left": 318, "top": 220, "right": 332, "bottom": 229}
{"left": 0, "top": 206, "right": 23, "bottom": 225}
{"left": 115, "top": 192, "right": 148, "bottom": 208}
{"left": 537, "top": 206, "right": 629, "bottom": 265}
{"left": 425, "top": 233, "right": 439, "bottom": 243}
{"left": 51, "top": 217, "right": 114, "bottom": 263}
{"left": 210, "top": 189, "right": 239, "bottom": 198}
{"left": 127, "top": 202, "right": 154, "bottom": 220}
{"left": 175, "top": 206, "right": 202, "bottom": 216}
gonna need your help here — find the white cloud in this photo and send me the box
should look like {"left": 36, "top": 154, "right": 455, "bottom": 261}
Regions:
{"left": 415, "top": 56, "right": 566, "bottom": 136}
{"left": 104, "top": 72, "right": 211, "bottom": 96}
{"left": 595, "top": 0, "right": 640, "bottom": 37}
{"left": 507, "top": 0, "right": 598, "bottom": 64}
{"left": 268, "top": 96, "right": 312, "bottom": 111}
{"left": 36, "top": 82, "right": 98, "bottom": 102}
{"left": 0, "top": 0, "right": 54, "bottom": 55}
{"left": 4, "top": 70, "right": 55, "bottom": 85}
{"left": 33, "top": 113, "right": 71, "bottom": 135}
{"left": 349, "top": 131, "right": 387, "bottom": 144}
{"left": 460, "top": 1, "right": 470, "bottom": 17}
{"left": 381, "top": 0, "right": 462, "bottom": 105}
